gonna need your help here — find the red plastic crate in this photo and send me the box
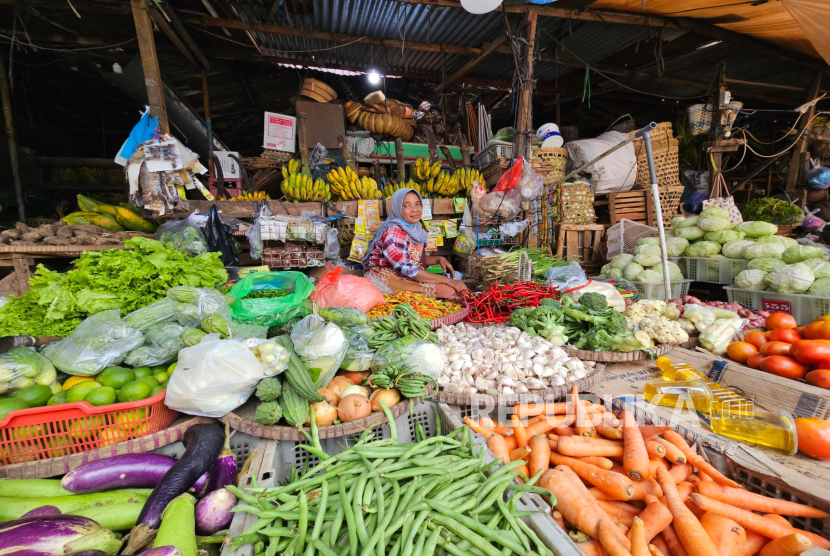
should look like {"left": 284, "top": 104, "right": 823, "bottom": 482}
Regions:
{"left": 0, "top": 390, "right": 177, "bottom": 465}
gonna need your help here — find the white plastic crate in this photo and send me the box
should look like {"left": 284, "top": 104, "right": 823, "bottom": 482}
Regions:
{"left": 605, "top": 218, "right": 657, "bottom": 259}
{"left": 679, "top": 257, "right": 749, "bottom": 284}
{"left": 473, "top": 140, "right": 513, "bottom": 165}
{"left": 631, "top": 279, "right": 692, "bottom": 300}
{"left": 725, "top": 286, "right": 830, "bottom": 323}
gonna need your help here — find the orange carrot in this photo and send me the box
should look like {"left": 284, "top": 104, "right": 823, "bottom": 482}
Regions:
{"left": 650, "top": 538, "right": 670, "bottom": 556}
{"left": 631, "top": 478, "right": 664, "bottom": 501}
{"left": 528, "top": 435, "right": 551, "bottom": 477}
{"left": 487, "top": 434, "right": 511, "bottom": 462}
{"left": 512, "top": 415, "right": 530, "bottom": 448}
{"left": 662, "top": 431, "right": 743, "bottom": 489}
{"left": 695, "top": 481, "right": 829, "bottom": 519}
{"left": 669, "top": 464, "right": 694, "bottom": 484}
{"left": 639, "top": 426, "right": 671, "bottom": 442}
{"left": 551, "top": 510, "right": 566, "bottom": 530}
{"left": 574, "top": 386, "right": 596, "bottom": 437}
{"left": 572, "top": 535, "right": 604, "bottom": 556}
{"left": 555, "top": 425, "right": 577, "bottom": 437}
{"left": 598, "top": 520, "right": 636, "bottom": 556}
{"left": 526, "top": 416, "right": 568, "bottom": 437}
{"left": 599, "top": 501, "right": 636, "bottom": 529}
{"left": 464, "top": 416, "right": 495, "bottom": 439}
{"left": 588, "top": 487, "right": 618, "bottom": 501}
{"left": 628, "top": 495, "right": 673, "bottom": 545}
{"left": 763, "top": 514, "right": 829, "bottom": 551}
{"left": 661, "top": 525, "right": 690, "bottom": 556}
{"left": 479, "top": 416, "right": 512, "bottom": 435}
{"left": 687, "top": 475, "right": 701, "bottom": 483}
{"left": 650, "top": 459, "right": 669, "bottom": 478}
{"left": 700, "top": 511, "right": 746, "bottom": 556}
{"left": 631, "top": 516, "right": 651, "bottom": 556}
{"left": 504, "top": 434, "right": 518, "bottom": 451}
{"left": 509, "top": 446, "right": 532, "bottom": 462}
{"left": 622, "top": 411, "right": 651, "bottom": 481}
{"left": 654, "top": 438, "right": 687, "bottom": 465}
{"left": 757, "top": 533, "right": 812, "bottom": 556}
{"left": 659, "top": 482, "right": 695, "bottom": 508}
{"left": 550, "top": 452, "right": 635, "bottom": 501}
{"left": 597, "top": 422, "right": 625, "bottom": 439}
{"left": 574, "top": 455, "right": 615, "bottom": 470}
{"left": 655, "top": 467, "right": 721, "bottom": 556}
{"left": 549, "top": 438, "right": 559, "bottom": 451}
{"left": 514, "top": 400, "right": 604, "bottom": 419}
{"left": 646, "top": 441, "right": 667, "bottom": 459}
{"left": 561, "top": 466, "right": 633, "bottom": 548}
{"left": 563, "top": 435, "right": 625, "bottom": 447}
{"left": 558, "top": 436, "right": 625, "bottom": 458}
{"left": 743, "top": 529, "right": 770, "bottom": 556}
{"left": 607, "top": 500, "right": 643, "bottom": 515}
{"left": 698, "top": 471, "right": 713, "bottom": 482}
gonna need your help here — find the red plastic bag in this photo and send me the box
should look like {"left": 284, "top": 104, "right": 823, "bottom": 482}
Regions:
{"left": 309, "top": 263, "right": 385, "bottom": 312}
{"left": 493, "top": 157, "right": 524, "bottom": 193}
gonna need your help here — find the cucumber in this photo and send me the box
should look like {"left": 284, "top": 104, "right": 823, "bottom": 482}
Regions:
{"left": 0, "top": 479, "right": 73, "bottom": 498}
{"left": 0, "top": 490, "right": 148, "bottom": 522}
{"left": 281, "top": 382, "right": 309, "bottom": 427}
{"left": 71, "top": 502, "right": 143, "bottom": 531}
{"left": 273, "top": 336, "right": 322, "bottom": 402}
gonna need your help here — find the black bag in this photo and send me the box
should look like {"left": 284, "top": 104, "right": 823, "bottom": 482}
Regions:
{"left": 204, "top": 205, "right": 238, "bottom": 266}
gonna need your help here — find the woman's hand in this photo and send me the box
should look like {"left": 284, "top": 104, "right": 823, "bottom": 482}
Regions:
{"left": 444, "top": 278, "right": 468, "bottom": 293}
{"left": 435, "top": 256, "right": 454, "bottom": 276}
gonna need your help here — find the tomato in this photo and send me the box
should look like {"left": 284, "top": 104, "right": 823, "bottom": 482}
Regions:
{"left": 760, "top": 341, "right": 793, "bottom": 356}
{"left": 817, "top": 359, "right": 830, "bottom": 370}
{"left": 806, "top": 369, "right": 830, "bottom": 390}
{"left": 760, "top": 355, "right": 807, "bottom": 380}
{"left": 803, "top": 321, "right": 830, "bottom": 341}
{"left": 765, "top": 313, "right": 798, "bottom": 330}
{"left": 816, "top": 315, "right": 830, "bottom": 323}
{"left": 743, "top": 330, "right": 769, "bottom": 350}
{"left": 795, "top": 418, "right": 830, "bottom": 460}
{"left": 769, "top": 328, "right": 801, "bottom": 344}
{"left": 789, "top": 340, "right": 830, "bottom": 365}
{"left": 796, "top": 325, "right": 807, "bottom": 335}
{"left": 746, "top": 353, "right": 767, "bottom": 369}
{"left": 726, "top": 342, "right": 758, "bottom": 363}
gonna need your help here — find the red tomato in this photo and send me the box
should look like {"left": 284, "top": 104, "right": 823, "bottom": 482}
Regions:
{"left": 816, "top": 315, "right": 830, "bottom": 323}
{"left": 765, "top": 313, "right": 798, "bottom": 330}
{"left": 760, "top": 355, "right": 807, "bottom": 380}
{"left": 795, "top": 418, "right": 830, "bottom": 460}
{"left": 760, "top": 341, "right": 793, "bottom": 356}
{"left": 726, "top": 342, "right": 758, "bottom": 364}
{"left": 806, "top": 369, "right": 830, "bottom": 390}
{"left": 746, "top": 353, "right": 767, "bottom": 369}
{"left": 789, "top": 340, "right": 830, "bottom": 365}
{"left": 796, "top": 325, "right": 807, "bottom": 335}
{"left": 803, "top": 321, "right": 830, "bottom": 341}
{"left": 743, "top": 330, "right": 769, "bottom": 350}
{"left": 769, "top": 328, "right": 801, "bottom": 344}
{"left": 817, "top": 359, "right": 830, "bottom": 370}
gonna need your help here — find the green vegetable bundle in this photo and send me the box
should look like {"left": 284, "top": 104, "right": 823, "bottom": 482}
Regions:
{"left": 743, "top": 197, "right": 804, "bottom": 224}
{"left": 227, "top": 406, "right": 555, "bottom": 556}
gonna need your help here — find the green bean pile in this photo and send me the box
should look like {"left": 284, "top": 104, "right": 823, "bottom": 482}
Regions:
{"left": 226, "top": 404, "right": 557, "bottom": 556}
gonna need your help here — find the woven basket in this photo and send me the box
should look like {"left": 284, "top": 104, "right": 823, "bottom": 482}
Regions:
{"left": 545, "top": 180, "right": 596, "bottom": 225}
{"left": 654, "top": 186, "right": 685, "bottom": 228}
{"left": 532, "top": 147, "right": 569, "bottom": 183}
{"left": 776, "top": 224, "right": 800, "bottom": 238}
{"left": 687, "top": 104, "right": 712, "bottom": 136}
{"left": 565, "top": 342, "right": 675, "bottom": 362}
{"left": 632, "top": 124, "right": 681, "bottom": 190}
{"left": 431, "top": 301, "right": 469, "bottom": 329}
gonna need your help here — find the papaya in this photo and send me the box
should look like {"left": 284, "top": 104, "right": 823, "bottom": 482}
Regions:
{"left": 92, "top": 204, "right": 119, "bottom": 217}
{"left": 114, "top": 206, "right": 157, "bottom": 233}
{"left": 77, "top": 194, "right": 102, "bottom": 213}
{"left": 88, "top": 214, "right": 124, "bottom": 231}
{"left": 119, "top": 202, "right": 139, "bottom": 211}
{"left": 62, "top": 212, "right": 103, "bottom": 225}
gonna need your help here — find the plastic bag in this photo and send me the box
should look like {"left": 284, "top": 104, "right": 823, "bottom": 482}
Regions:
{"left": 565, "top": 281, "right": 626, "bottom": 311}
{"left": 230, "top": 321, "right": 269, "bottom": 340}
{"left": 245, "top": 337, "right": 290, "bottom": 375}
{"left": 165, "top": 335, "right": 277, "bottom": 417}
{"left": 228, "top": 271, "right": 314, "bottom": 327}
{"left": 372, "top": 336, "right": 444, "bottom": 379}
{"left": 124, "top": 322, "right": 185, "bottom": 367}
{"left": 204, "top": 205, "right": 238, "bottom": 266}
{"left": 309, "top": 143, "right": 328, "bottom": 171}
{"left": 0, "top": 347, "right": 50, "bottom": 395}
{"left": 156, "top": 215, "right": 210, "bottom": 257}
{"left": 499, "top": 219, "right": 529, "bottom": 238}
{"left": 169, "top": 287, "right": 230, "bottom": 327}
{"left": 493, "top": 157, "right": 524, "bottom": 193}
{"left": 309, "top": 263, "right": 385, "bottom": 312}
{"left": 683, "top": 304, "right": 717, "bottom": 332}
{"left": 475, "top": 188, "right": 522, "bottom": 220}
{"left": 42, "top": 310, "right": 144, "bottom": 376}
{"left": 545, "top": 261, "right": 587, "bottom": 291}
{"left": 807, "top": 163, "right": 830, "bottom": 190}
{"left": 290, "top": 315, "right": 348, "bottom": 384}
{"left": 247, "top": 202, "right": 273, "bottom": 260}
{"left": 325, "top": 228, "right": 340, "bottom": 259}
{"left": 340, "top": 324, "right": 375, "bottom": 372}
{"left": 700, "top": 317, "right": 748, "bottom": 355}
{"left": 519, "top": 163, "right": 545, "bottom": 200}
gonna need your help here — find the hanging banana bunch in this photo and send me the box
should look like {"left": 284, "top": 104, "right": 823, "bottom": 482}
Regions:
{"left": 412, "top": 157, "right": 441, "bottom": 183}
{"left": 280, "top": 158, "right": 302, "bottom": 179}
{"left": 231, "top": 190, "right": 271, "bottom": 201}
{"left": 383, "top": 179, "right": 422, "bottom": 199}
{"left": 422, "top": 171, "right": 462, "bottom": 198}
{"left": 326, "top": 166, "right": 381, "bottom": 200}
{"left": 281, "top": 173, "right": 332, "bottom": 202}
{"left": 454, "top": 167, "right": 485, "bottom": 196}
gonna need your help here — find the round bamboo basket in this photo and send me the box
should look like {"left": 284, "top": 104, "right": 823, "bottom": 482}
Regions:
{"left": 300, "top": 78, "right": 337, "bottom": 103}
{"left": 565, "top": 343, "right": 675, "bottom": 362}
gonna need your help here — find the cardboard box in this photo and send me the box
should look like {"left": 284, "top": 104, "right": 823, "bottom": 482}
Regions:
{"left": 263, "top": 112, "right": 296, "bottom": 152}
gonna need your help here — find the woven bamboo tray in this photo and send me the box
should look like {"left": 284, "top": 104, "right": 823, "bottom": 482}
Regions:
{"left": 566, "top": 342, "right": 675, "bottom": 362}
{"left": 431, "top": 301, "right": 469, "bottom": 329}
{"left": 776, "top": 224, "right": 800, "bottom": 237}
{"left": 433, "top": 364, "right": 605, "bottom": 406}
{"left": 0, "top": 415, "right": 211, "bottom": 480}
{"left": 0, "top": 244, "right": 131, "bottom": 254}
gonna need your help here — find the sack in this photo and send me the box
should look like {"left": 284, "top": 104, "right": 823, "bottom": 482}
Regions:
{"left": 566, "top": 132, "right": 637, "bottom": 195}
{"left": 204, "top": 205, "right": 238, "bottom": 266}
{"left": 702, "top": 173, "right": 742, "bottom": 224}
{"left": 228, "top": 271, "right": 314, "bottom": 327}
{"left": 309, "top": 263, "right": 385, "bottom": 312}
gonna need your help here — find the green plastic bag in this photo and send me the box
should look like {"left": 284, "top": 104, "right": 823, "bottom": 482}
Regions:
{"left": 227, "top": 271, "right": 314, "bottom": 327}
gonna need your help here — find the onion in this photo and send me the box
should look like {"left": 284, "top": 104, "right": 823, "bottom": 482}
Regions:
{"left": 310, "top": 400, "right": 338, "bottom": 426}
{"left": 318, "top": 388, "right": 340, "bottom": 406}
{"left": 327, "top": 376, "right": 354, "bottom": 397}
{"left": 341, "top": 371, "right": 371, "bottom": 385}
{"left": 341, "top": 384, "right": 370, "bottom": 399}
{"left": 337, "top": 394, "right": 372, "bottom": 422}
{"left": 369, "top": 388, "right": 401, "bottom": 412}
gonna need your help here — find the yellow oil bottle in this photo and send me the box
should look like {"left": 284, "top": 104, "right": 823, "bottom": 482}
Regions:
{"left": 707, "top": 409, "right": 798, "bottom": 454}
{"left": 654, "top": 356, "right": 754, "bottom": 414}
{"left": 643, "top": 380, "right": 713, "bottom": 412}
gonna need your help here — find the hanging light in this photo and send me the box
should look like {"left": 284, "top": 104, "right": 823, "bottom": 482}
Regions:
{"left": 460, "top": 0, "right": 502, "bottom": 14}
{"left": 367, "top": 70, "right": 381, "bottom": 84}
{"left": 112, "top": 62, "right": 123, "bottom": 74}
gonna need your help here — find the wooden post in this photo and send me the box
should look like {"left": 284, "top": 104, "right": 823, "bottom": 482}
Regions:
{"left": 394, "top": 138, "right": 405, "bottom": 182}
{"left": 512, "top": 11, "right": 537, "bottom": 160}
{"left": 786, "top": 74, "right": 822, "bottom": 192}
{"left": 297, "top": 112, "right": 310, "bottom": 170}
{"left": 0, "top": 54, "right": 26, "bottom": 223}
{"left": 425, "top": 127, "right": 439, "bottom": 164}
{"left": 440, "top": 146, "right": 457, "bottom": 171}
{"left": 131, "top": 0, "right": 169, "bottom": 134}
{"left": 202, "top": 68, "right": 213, "bottom": 179}
{"left": 459, "top": 132, "right": 471, "bottom": 167}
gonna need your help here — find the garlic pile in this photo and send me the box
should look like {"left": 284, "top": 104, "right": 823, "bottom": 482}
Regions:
{"left": 436, "top": 322, "right": 596, "bottom": 396}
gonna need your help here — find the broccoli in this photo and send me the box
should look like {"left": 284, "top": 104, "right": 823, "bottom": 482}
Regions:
{"left": 540, "top": 298, "right": 562, "bottom": 308}
{"left": 575, "top": 329, "right": 654, "bottom": 353}
{"left": 578, "top": 292, "right": 608, "bottom": 312}
{"left": 509, "top": 308, "right": 537, "bottom": 335}
{"left": 562, "top": 301, "right": 628, "bottom": 335}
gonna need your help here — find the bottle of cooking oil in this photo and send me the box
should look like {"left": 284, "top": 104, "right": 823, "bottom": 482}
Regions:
{"left": 643, "top": 380, "right": 714, "bottom": 412}
{"left": 707, "top": 409, "right": 798, "bottom": 454}
{"left": 654, "top": 356, "right": 754, "bottom": 415}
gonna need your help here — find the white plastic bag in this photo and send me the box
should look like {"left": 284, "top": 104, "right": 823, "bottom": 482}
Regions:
{"left": 289, "top": 315, "right": 348, "bottom": 380}
{"left": 499, "top": 220, "right": 529, "bottom": 238}
{"left": 544, "top": 261, "right": 587, "bottom": 290}
{"left": 565, "top": 280, "right": 626, "bottom": 311}
{"left": 566, "top": 131, "right": 637, "bottom": 195}
{"left": 683, "top": 304, "right": 718, "bottom": 332}
{"left": 165, "top": 335, "right": 277, "bottom": 417}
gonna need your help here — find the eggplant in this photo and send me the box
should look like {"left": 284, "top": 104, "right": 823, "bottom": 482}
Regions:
{"left": 65, "top": 551, "right": 110, "bottom": 556}
{"left": 21, "top": 507, "right": 61, "bottom": 519}
{"left": 61, "top": 454, "right": 208, "bottom": 495}
{"left": 0, "top": 515, "right": 122, "bottom": 556}
{"left": 123, "top": 424, "right": 225, "bottom": 555}
{"left": 205, "top": 422, "right": 236, "bottom": 493}
{"left": 195, "top": 488, "right": 236, "bottom": 535}
{"left": 136, "top": 548, "right": 181, "bottom": 556}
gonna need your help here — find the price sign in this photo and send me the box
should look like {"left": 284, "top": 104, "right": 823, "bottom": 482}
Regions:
{"left": 762, "top": 299, "right": 792, "bottom": 314}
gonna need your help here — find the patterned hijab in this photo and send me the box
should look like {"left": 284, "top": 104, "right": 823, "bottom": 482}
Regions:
{"left": 362, "top": 188, "right": 427, "bottom": 265}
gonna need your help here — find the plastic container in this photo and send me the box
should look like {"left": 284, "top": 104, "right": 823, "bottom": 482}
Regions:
{"left": 0, "top": 390, "right": 177, "bottom": 465}
{"left": 707, "top": 409, "right": 798, "bottom": 455}
{"left": 655, "top": 356, "right": 754, "bottom": 414}
{"left": 678, "top": 257, "right": 749, "bottom": 284}
{"left": 630, "top": 279, "right": 692, "bottom": 300}
{"left": 473, "top": 140, "right": 513, "bottom": 165}
{"left": 725, "top": 286, "right": 830, "bottom": 324}
{"left": 644, "top": 379, "right": 714, "bottom": 412}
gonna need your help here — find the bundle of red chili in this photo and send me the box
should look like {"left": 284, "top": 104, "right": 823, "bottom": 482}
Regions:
{"left": 459, "top": 281, "right": 559, "bottom": 323}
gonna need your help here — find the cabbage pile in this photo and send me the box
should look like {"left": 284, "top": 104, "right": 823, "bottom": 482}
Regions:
{"left": 598, "top": 240, "right": 684, "bottom": 283}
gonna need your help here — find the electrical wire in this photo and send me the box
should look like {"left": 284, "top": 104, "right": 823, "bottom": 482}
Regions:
{"left": 0, "top": 33, "right": 136, "bottom": 52}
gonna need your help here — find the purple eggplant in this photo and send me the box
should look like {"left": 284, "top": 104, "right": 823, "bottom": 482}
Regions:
{"left": 66, "top": 552, "right": 110, "bottom": 556}
{"left": 0, "top": 515, "right": 122, "bottom": 556}
{"left": 195, "top": 488, "right": 236, "bottom": 535}
{"left": 21, "top": 506, "right": 61, "bottom": 518}
{"left": 135, "top": 548, "right": 181, "bottom": 556}
{"left": 205, "top": 422, "right": 236, "bottom": 493}
{"left": 61, "top": 454, "right": 208, "bottom": 495}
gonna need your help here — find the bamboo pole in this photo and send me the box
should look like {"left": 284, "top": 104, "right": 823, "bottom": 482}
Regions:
{"left": 0, "top": 55, "right": 25, "bottom": 223}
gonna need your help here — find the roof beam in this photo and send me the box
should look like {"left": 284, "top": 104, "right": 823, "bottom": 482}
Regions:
{"left": 434, "top": 35, "right": 507, "bottom": 92}
{"left": 149, "top": 6, "right": 198, "bottom": 66}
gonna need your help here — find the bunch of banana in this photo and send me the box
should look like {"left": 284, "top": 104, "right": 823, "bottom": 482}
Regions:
{"left": 231, "top": 190, "right": 270, "bottom": 201}
{"left": 413, "top": 158, "right": 441, "bottom": 183}
{"left": 454, "top": 167, "right": 485, "bottom": 195}
{"left": 326, "top": 166, "right": 382, "bottom": 200}
{"left": 280, "top": 158, "right": 302, "bottom": 179}
{"left": 422, "top": 171, "right": 462, "bottom": 198}
{"left": 383, "top": 179, "right": 422, "bottom": 199}
{"left": 281, "top": 173, "right": 331, "bottom": 202}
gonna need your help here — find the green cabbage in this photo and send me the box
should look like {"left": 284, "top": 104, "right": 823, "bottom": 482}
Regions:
{"left": 667, "top": 261, "right": 684, "bottom": 281}
{"left": 802, "top": 257, "right": 829, "bottom": 270}
{"left": 634, "top": 244, "right": 662, "bottom": 256}
{"left": 636, "top": 270, "right": 663, "bottom": 283}
{"left": 781, "top": 245, "right": 825, "bottom": 264}
{"left": 734, "top": 269, "right": 768, "bottom": 290}
{"left": 699, "top": 216, "right": 731, "bottom": 232}
{"left": 808, "top": 262, "right": 830, "bottom": 279}
{"left": 722, "top": 240, "right": 755, "bottom": 259}
{"left": 610, "top": 253, "right": 635, "bottom": 269}
{"left": 764, "top": 263, "right": 815, "bottom": 293}
{"left": 674, "top": 216, "right": 699, "bottom": 229}
{"left": 636, "top": 237, "right": 660, "bottom": 246}
{"left": 700, "top": 206, "right": 730, "bottom": 220}
{"left": 600, "top": 264, "right": 611, "bottom": 276}
{"left": 809, "top": 278, "right": 830, "bottom": 297}
{"left": 748, "top": 257, "right": 787, "bottom": 272}
{"left": 704, "top": 230, "right": 745, "bottom": 244}
{"left": 665, "top": 237, "right": 689, "bottom": 257}
{"left": 685, "top": 241, "right": 721, "bottom": 258}
{"left": 674, "top": 226, "right": 705, "bottom": 241}
{"left": 623, "top": 262, "right": 644, "bottom": 281}
{"left": 608, "top": 267, "right": 624, "bottom": 279}
{"left": 755, "top": 235, "right": 798, "bottom": 249}
{"left": 634, "top": 253, "right": 662, "bottom": 267}
{"left": 735, "top": 221, "right": 778, "bottom": 238}
{"left": 743, "top": 243, "right": 785, "bottom": 260}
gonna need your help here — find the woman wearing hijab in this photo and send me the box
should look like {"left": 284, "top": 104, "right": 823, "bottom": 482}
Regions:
{"left": 363, "top": 188, "right": 468, "bottom": 299}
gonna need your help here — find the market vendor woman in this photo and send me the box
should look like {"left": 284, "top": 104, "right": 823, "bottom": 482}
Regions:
{"left": 363, "top": 188, "right": 468, "bottom": 299}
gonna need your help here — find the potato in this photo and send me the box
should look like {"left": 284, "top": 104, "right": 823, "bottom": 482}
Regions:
{"left": 42, "top": 237, "right": 72, "bottom": 246}
{"left": 20, "top": 232, "right": 43, "bottom": 242}
{"left": 0, "top": 236, "right": 12, "bottom": 245}
{"left": 1, "top": 229, "right": 19, "bottom": 238}
{"left": 113, "top": 231, "right": 132, "bottom": 239}
{"left": 14, "top": 222, "right": 30, "bottom": 234}
{"left": 70, "top": 224, "right": 106, "bottom": 234}
{"left": 38, "top": 224, "right": 55, "bottom": 236}
{"left": 55, "top": 227, "right": 74, "bottom": 239}
{"left": 9, "top": 240, "right": 35, "bottom": 246}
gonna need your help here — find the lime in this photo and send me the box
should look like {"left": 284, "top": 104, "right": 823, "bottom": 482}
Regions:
{"left": 167, "top": 362, "right": 177, "bottom": 375}
{"left": 0, "top": 398, "right": 29, "bottom": 419}
{"left": 85, "top": 386, "right": 116, "bottom": 407}
{"left": 66, "top": 381, "right": 102, "bottom": 403}
{"left": 161, "top": 379, "right": 169, "bottom": 388}
{"left": 153, "top": 371, "right": 169, "bottom": 383}
{"left": 150, "top": 385, "right": 165, "bottom": 397}
{"left": 13, "top": 384, "right": 54, "bottom": 407}
{"left": 113, "top": 408, "right": 147, "bottom": 431}
{"left": 137, "top": 376, "right": 160, "bottom": 388}
{"left": 100, "top": 368, "right": 135, "bottom": 390}
{"left": 47, "top": 391, "right": 67, "bottom": 406}
{"left": 117, "top": 381, "right": 152, "bottom": 403}
{"left": 10, "top": 377, "right": 33, "bottom": 390}
{"left": 97, "top": 426, "right": 128, "bottom": 447}
{"left": 62, "top": 376, "right": 96, "bottom": 391}
{"left": 151, "top": 365, "right": 168, "bottom": 374}
{"left": 132, "top": 367, "right": 153, "bottom": 379}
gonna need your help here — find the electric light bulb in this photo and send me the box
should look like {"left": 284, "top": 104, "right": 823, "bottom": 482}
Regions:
{"left": 367, "top": 70, "right": 380, "bottom": 84}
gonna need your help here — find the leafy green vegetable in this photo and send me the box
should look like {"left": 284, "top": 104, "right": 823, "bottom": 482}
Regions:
{"left": 744, "top": 198, "right": 804, "bottom": 224}
{"left": 318, "top": 307, "right": 369, "bottom": 327}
